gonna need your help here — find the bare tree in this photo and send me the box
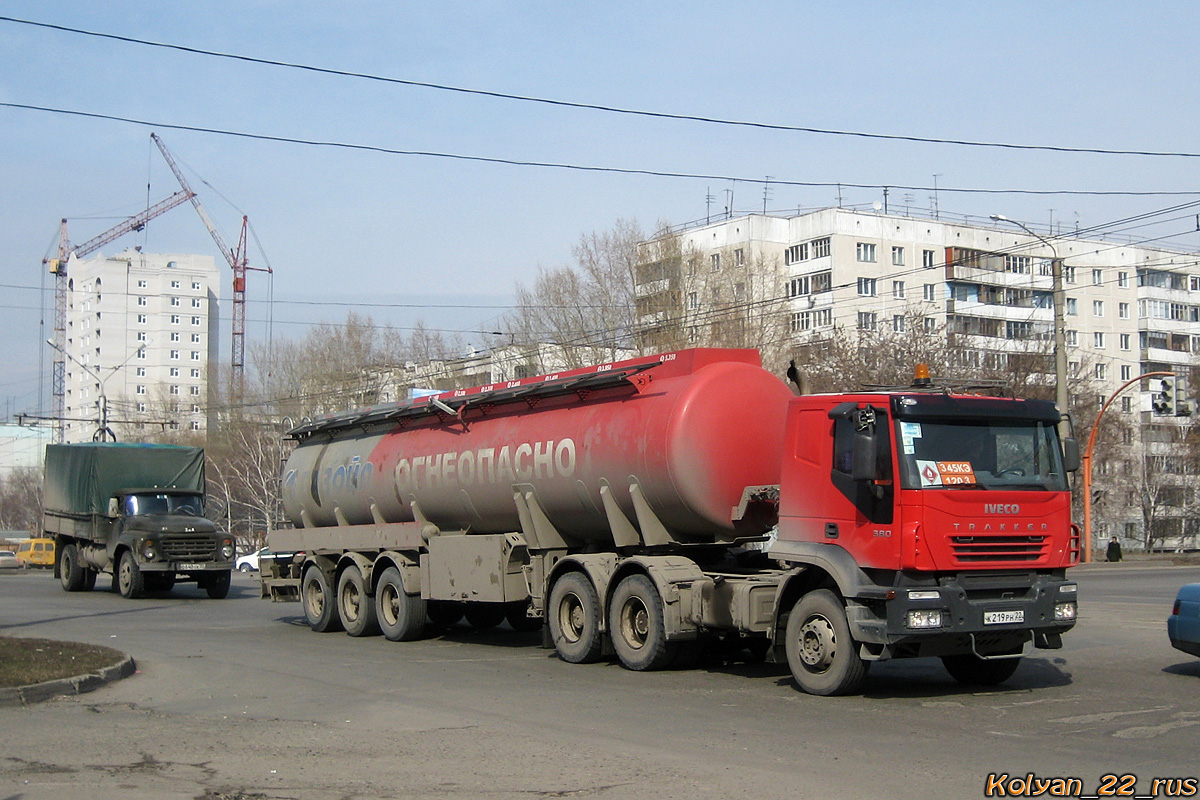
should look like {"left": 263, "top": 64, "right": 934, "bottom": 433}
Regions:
{"left": 0, "top": 467, "right": 44, "bottom": 535}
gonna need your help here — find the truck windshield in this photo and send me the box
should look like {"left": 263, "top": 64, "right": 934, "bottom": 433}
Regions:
{"left": 894, "top": 418, "right": 1068, "bottom": 491}
{"left": 125, "top": 493, "right": 205, "bottom": 516}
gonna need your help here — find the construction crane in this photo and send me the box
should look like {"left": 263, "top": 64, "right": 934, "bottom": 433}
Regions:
{"left": 44, "top": 189, "right": 194, "bottom": 442}
{"left": 150, "top": 132, "right": 271, "bottom": 393}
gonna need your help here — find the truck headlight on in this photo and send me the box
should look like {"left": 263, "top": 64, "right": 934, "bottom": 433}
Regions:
{"left": 1055, "top": 602, "right": 1077, "bottom": 621}
{"left": 907, "top": 609, "right": 944, "bottom": 629}
{"left": 220, "top": 539, "right": 234, "bottom": 560}
{"left": 141, "top": 540, "right": 158, "bottom": 561}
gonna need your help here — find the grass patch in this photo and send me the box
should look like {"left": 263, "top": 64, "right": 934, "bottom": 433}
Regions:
{"left": 0, "top": 635, "right": 126, "bottom": 688}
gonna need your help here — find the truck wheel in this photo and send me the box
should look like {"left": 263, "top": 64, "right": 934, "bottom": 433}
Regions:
{"left": 548, "top": 572, "right": 603, "bottom": 664}
{"left": 608, "top": 574, "right": 677, "bottom": 671}
{"left": 302, "top": 567, "right": 343, "bottom": 632}
{"left": 464, "top": 603, "right": 506, "bottom": 631}
{"left": 504, "top": 599, "right": 543, "bottom": 632}
{"left": 941, "top": 654, "right": 1022, "bottom": 686}
{"left": 204, "top": 570, "right": 231, "bottom": 599}
{"left": 59, "top": 543, "right": 85, "bottom": 592}
{"left": 784, "top": 589, "right": 867, "bottom": 696}
{"left": 375, "top": 566, "right": 425, "bottom": 642}
{"left": 117, "top": 550, "right": 145, "bottom": 599}
{"left": 337, "top": 566, "right": 379, "bottom": 637}
{"left": 427, "top": 600, "right": 464, "bottom": 629}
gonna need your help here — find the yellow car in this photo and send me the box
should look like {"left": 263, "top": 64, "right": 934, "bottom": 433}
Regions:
{"left": 16, "top": 538, "right": 55, "bottom": 569}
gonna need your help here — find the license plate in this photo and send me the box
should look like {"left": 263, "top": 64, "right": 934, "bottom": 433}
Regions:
{"left": 984, "top": 610, "right": 1024, "bottom": 625}
{"left": 177, "top": 563, "right": 204, "bottom": 571}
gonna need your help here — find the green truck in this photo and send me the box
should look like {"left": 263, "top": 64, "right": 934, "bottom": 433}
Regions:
{"left": 45, "top": 443, "right": 235, "bottom": 599}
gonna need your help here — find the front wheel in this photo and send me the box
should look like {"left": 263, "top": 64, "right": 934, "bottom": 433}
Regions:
{"left": 784, "top": 589, "right": 868, "bottom": 696}
{"left": 302, "top": 567, "right": 343, "bottom": 632}
{"left": 204, "top": 570, "right": 231, "bottom": 599}
{"left": 117, "top": 550, "right": 145, "bottom": 599}
{"left": 59, "top": 543, "right": 85, "bottom": 592}
{"left": 941, "top": 654, "right": 1021, "bottom": 686}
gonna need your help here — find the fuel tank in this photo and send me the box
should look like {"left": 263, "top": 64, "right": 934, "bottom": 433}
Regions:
{"left": 281, "top": 349, "right": 794, "bottom": 546}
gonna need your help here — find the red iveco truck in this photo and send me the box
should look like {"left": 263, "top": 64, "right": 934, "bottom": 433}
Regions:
{"left": 267, "top": 348, "right": 1079, "bottom": 695}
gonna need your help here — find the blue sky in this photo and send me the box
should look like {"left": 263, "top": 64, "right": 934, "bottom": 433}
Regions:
{"left": 2, "top": 2, "right": 1199, "bottom": 416}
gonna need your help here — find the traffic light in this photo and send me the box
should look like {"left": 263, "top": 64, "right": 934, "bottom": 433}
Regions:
{"left": 1175, "top": 376, "right": 1192, "bottom": 416}
{"left": 1152, "top": 379, "right": 1173, "bottom": 415}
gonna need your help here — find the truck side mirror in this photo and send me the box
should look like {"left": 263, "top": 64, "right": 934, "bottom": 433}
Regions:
{"left": 851, "top": 430, "right": 878, "bottom": 481}
{"left": 108, "top": 498, "right": 119, "bottom": 516}
{"left": 1061, "top": 437, "right": 1080, "bottom": 473}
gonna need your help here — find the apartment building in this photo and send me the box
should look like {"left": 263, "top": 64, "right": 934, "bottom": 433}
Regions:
{"left": 636, "top": 207, "right": 1200, "bottom": 550}
{"left": 62, "top": 249, "right": 221, "bottom": 442}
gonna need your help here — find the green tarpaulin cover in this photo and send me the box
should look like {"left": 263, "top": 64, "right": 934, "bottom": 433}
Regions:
{"left": 44, "top": 443, "right": 205, "bottom": 515}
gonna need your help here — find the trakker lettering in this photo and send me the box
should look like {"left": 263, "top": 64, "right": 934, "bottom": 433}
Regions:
{"left": 395, "top": 438, "right": 577, "bottom": 491}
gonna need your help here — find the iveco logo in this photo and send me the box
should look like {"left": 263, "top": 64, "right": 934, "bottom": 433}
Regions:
{"left": 984, "top": 504, "right": 1021, "bottom": 514}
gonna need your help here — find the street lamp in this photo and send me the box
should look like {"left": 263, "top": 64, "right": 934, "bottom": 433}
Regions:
{"left": 990, "top": 214, "right": 1069, "bottom": 432}
{"left": 46, "top": 339, "right": 145, "bottom": 442}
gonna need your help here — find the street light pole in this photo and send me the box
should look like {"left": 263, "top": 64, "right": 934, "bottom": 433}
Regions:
{"left": 991, "top": 215, "right": 1069, "bottom": 433}
{"left": 1083, "top": 371, "right": 1174, "bottom": 563}
{"left": 46, "top": 339, "right": 144, "bottom": 442}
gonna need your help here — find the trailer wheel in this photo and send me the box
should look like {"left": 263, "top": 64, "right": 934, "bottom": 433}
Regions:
{"left": 204, "top": 570, "right": 231, "bottom": 600}
{"left": 59, "top": 543, "right": 85, "bottom": 592}
{"left": 375, "top": 566, "right": 426, "bottom": 642}
{"left": 427, "top": 600, "right": 464, "bottom": 629}
{"left": 784, "top": 589, "right": 867, "bottom": 696}
{"left": 548, "top": 572, "right": 603, "bottom": 664}
{"left": 941, "top": 654, "right": 1021, "bottom": 686}
{"left": 504, "top": 599, "right": 543, "bottom": 632}
{"left": 302, "top": 566, "right": 343, "bottom": 632}
{"left": 464, "top": 603, "right": 506, "bottom": 631}
{"left": 609, "top": 574, "right": 676, "bottom": 671}
{"left": 337, "top": 565, "right": 379, "bottom": 637}
{"left": 117, "top": 550, "right": 145, "bottom": 600}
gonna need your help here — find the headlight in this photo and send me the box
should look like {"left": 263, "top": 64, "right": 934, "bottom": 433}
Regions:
{"left": 907, "top": 609, "right": 943, "bottom": 629}
{"left": 1055, "top": 602, "right": 1077, "bottom": 621}
{"left": 141, "top": 541, "right": 157, "bottom": 561}
{"left": 1059, "top": 584, "right": 1078, "bottom": 595}
{"left": 220, "top": 541, "right": 235, "bottom": 560}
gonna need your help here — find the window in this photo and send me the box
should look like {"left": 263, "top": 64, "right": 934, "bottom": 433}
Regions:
{"left": 191, "top": 351, "right": 201, "bottom": 361}
{"left": 857, "top": 311, "right": 877, "bottom": 330}
{"left": 136, "top": 280, "right": 147, "bottom": 289}
{"left": 923, "top": 283, "right": 938, "bottom": 302}
{"left": 190, "top": 385, "right": 200, "bottom": 395}
{"left": 191, "top": 404, "right": 201, "bottom": 413}
{"left": 1066, "top": 330, "right": 1078, "bottom": 346}
{"left": 137, "top": 314, "right": 147, "bottom": 325}
{"left": 1005, "top": 255, "right": 1031, "bottom": 274}
{"left": 137, "top": 402, "right": 146, "bottom": 413}
{"left": 892, "top": 280, "right": 905, "bottom": 299}
{"left": 1095, "top": 363, "right": 1107, "bottom": 380}
{"left": 811, "top": 237, "right": 831, "bottom": 258}
{"left": 190, "top": 368, "right": 200, "bottom": 378}
{"left": 1094, "top": 332, "right": 1105, "bottom": 349}
{"left": 893, "top": 315, "right": 905, "bottom": 332}
{"left": 1118, "top": 271, "right": 1129, "bottom": 288}
{"left": 1120, "top": 333, "right": 1131, "bottom": 350}
{"left": 137, "top": 296, "right": 147, "bottom": 307}
{"left": 192, "top": 298, "right": 202, "bottom": 308}
{"left": 892, "top": 246, "right": 904, "bottom": 266}
{"left": 1121, "top": 365, "right": 1132, "bottom": 381}
{"left": 136, "top": 331, "right": 147, "bottom": 342}
{"left": 170, "top": 297, "right": 181, "bottom": 307}
{"left": 191, "top": 421, "right": 201, "bottom": 431}
{"left": 1119, "top": 302, "right": 1130, "bottom": 319}
{"left": 924, "top": 317, "right": 936, "bottom": 332}
{"left": 170, "top": 367, "right": 180, "bottom": 377}
{"left": 856, "top": 242, "right": 877, "bottom": 262}
{"left": 136, "top": 349, "right": 146, "bottom": 360}
{"left": 171, "top": 280, "right": 180, "bottom": 289}
{"left": 734, "top": 248, "right": 745, "bottom": 266}
{"left": 191, "top": 333, "right": 201, "bottom": 343}
{"left": 785, "top": 242, "right": 808, "bottom": 264}
{"left": 191, "top": 316, "right": 201, "bottom": 326}
{"left": 191, "top": 281, "right": 201, "bottom": 291}
{"left": 1066, "top": 298, "right": 1078, "bottom": 316}
{"left": 171, "top": 315, "right": 180, "bottom": 325}
{"left": 710, "top": 254, "right": 720, "bottom": 271}
{"left": 1065, "top": 266, "right": 1077, "bottom": 284}
{"left": 687, "top": 292, "right": 698, "bottom": 310}
{"left": 170, "top": 350, "right": 179, "bottom": 360}
{"left": 922, "top": 249, "right": 935, "bottom": 268}
{"left": 170, "top": 332, "right": 180, "bottom": 342}
{"left": 170, "top": 385, "right": 180, "bottom": 396}
{"left": 1122, "top": 396, "right": 1133, "bottom": 412}
{"left": 1092, "top": 269, "right": 1104, "bottom": 286}
{"left": 857, "top": 277, "right": 877, "bottom": 296}
{"left": 136, "top": 385, "right": 146, "bottom": 395}
{"left": 1093, "top": 300, "right": 1104, "bottom": 317}
{"left": 135, "top": 367, "right": 145, "bottom": 377}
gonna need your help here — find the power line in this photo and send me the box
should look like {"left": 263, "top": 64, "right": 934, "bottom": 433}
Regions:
{"left": 4, "top": 15, "right": 1200, "bottom": 161}
{"left": 4, "top": 102, "right": 1199, "bottom": 199}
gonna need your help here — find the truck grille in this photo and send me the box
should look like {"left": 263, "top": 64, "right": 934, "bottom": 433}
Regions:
{"left": 950, "top": 534, "right": 1047, "bottom": 562}
{"left": 160, "top": 534, "right": 217, "bottom": 561}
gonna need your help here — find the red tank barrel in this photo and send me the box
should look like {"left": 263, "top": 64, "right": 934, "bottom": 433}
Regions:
{"left": 281, "top": 349, "right": 794, "bottom": 547}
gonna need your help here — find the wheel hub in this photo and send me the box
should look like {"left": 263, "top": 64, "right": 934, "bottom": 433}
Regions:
{"left": 798, "top": 615, "right": 837, "bottom": 671}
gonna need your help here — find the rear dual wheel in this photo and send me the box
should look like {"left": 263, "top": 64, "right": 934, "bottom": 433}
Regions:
{"left": 302, "top": 566, "right": 343, "bottom": 632}
{"left": 59, "top": 543, "right": 85, "bottom": 592}
{"left": 337, "top": 565, "right": 379, "bottom": 637}
{"left": 375, "top": 566, "right": 426, "bottom": 642}
{"left": 608, "top": 574, "right": 676, "bottom": 671}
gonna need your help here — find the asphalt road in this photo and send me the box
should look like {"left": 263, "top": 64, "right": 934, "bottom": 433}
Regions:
{"left": 1, "top": 561, "right": 1199, "bottom": 800}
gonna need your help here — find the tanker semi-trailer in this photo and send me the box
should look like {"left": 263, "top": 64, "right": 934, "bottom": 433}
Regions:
{"left": 267, "top": 347, "right": 1080, "bottom": 696}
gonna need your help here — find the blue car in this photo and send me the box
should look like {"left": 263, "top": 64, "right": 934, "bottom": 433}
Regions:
{"left": 1168, "top": 583, "right": 1200, "bottom": 657}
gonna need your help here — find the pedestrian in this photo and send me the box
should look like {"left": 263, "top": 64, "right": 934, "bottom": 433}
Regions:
{"left": 1106, "top": 536, "right": 1123, "bottom": 563}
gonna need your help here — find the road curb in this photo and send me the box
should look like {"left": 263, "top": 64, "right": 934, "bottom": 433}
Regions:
{"left": 0, "top": 654, "right": 136, "bottom": 708}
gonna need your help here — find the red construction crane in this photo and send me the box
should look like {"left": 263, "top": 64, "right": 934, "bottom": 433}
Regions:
{"left": 44, "top": 189, "right": 194, "bottom": 442}
{"left": 150, "top": 132, "right": 271, "bottom": 391}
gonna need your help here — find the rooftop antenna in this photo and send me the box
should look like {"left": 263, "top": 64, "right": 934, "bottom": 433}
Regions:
{"left": 762, "top": 176, "right": 773, "bottom": 214}
{"left": 705, "top": 186, "right": 714, "bottom": 224}
{"left": 932, "top": 174, "right": 942, "bottom": 220}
